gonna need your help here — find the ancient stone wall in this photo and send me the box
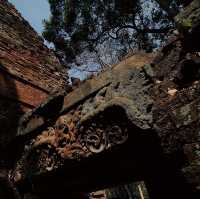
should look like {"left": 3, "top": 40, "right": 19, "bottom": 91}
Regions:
{"left": 0, "top": 1, "right": 200, "bottom": 199}
{"left": 0, "top": 0, "right": 68, "bottom": 147}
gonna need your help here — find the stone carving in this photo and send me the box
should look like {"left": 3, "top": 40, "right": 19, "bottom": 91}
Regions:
{"left": 0, "top": 1, "right": 200, "bottom": 199}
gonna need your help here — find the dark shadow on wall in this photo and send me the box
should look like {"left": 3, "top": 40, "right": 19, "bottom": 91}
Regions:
{"left": 0, "top": 64, "right": 24, "bottom": 165}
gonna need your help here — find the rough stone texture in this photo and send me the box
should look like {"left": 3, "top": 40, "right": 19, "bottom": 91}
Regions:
{"left": 12, "top": 41, "right": 200, "bottom": 197}
{"left": 151, "top": 36, "right": 200, "bottom": 197}
{"left": 1, "top": 0, "right": 200, "bottom": 199}
{"left": 17, "top": 52, "right": 154, "bottom": 138}
{"left": 8, "top": 39, "right": 200, "bottom": 198}
{"left": 0, "top": 1, "right": 68, "bottom": 148}
{"left": 8, "top": 53, "right": 155, "bottom": 199}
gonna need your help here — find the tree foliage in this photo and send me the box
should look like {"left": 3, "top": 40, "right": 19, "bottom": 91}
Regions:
{"left": 43, "top": 0, "right": 190, "bottom": 69}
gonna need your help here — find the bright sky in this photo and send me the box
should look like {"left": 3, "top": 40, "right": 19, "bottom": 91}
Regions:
{"left": 9, "top": 0, "right": 50, "bottom": 35}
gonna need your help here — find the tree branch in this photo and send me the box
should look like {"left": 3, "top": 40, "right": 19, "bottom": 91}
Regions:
{"left": 115, "top": 25, "right": 172, "bottom": 39}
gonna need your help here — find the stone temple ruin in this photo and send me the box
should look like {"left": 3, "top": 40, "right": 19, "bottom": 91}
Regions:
{"left": 0, "top": 0, "right": 200, "bottom": 199}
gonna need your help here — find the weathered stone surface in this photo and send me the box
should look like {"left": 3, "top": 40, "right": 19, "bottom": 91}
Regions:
{"left": 1, "top": 1, "right": 200, "bottom": 199}
{"left": 9, "top": 29, "right": 200, "bottom": 198}
{"left": 17, "top": 52, "right": 154, "bottom": 139}
{"left": 150, "top": 16, "right": 200, "bottom": 197}
{"left": 12, "top": 42, "right": 200, "bottom": 199}
{"left": 0, "top": 0, "right": 68, "bottom": 148}
{"left": 7, "top": 53, "right": 155, "bottom": 198}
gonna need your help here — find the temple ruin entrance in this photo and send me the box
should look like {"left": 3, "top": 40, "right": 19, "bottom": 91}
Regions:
{"left": 13, "top": 105, "right": 198, "bottom": 199}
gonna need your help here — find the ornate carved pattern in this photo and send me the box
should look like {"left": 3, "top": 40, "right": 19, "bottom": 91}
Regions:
{"left": 78, "top": 107, "right": 129, "bottom": 154}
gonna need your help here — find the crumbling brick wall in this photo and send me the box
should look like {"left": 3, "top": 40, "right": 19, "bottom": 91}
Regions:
{"left": 0, "top": 0, "right": 68, "bottom": 148}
